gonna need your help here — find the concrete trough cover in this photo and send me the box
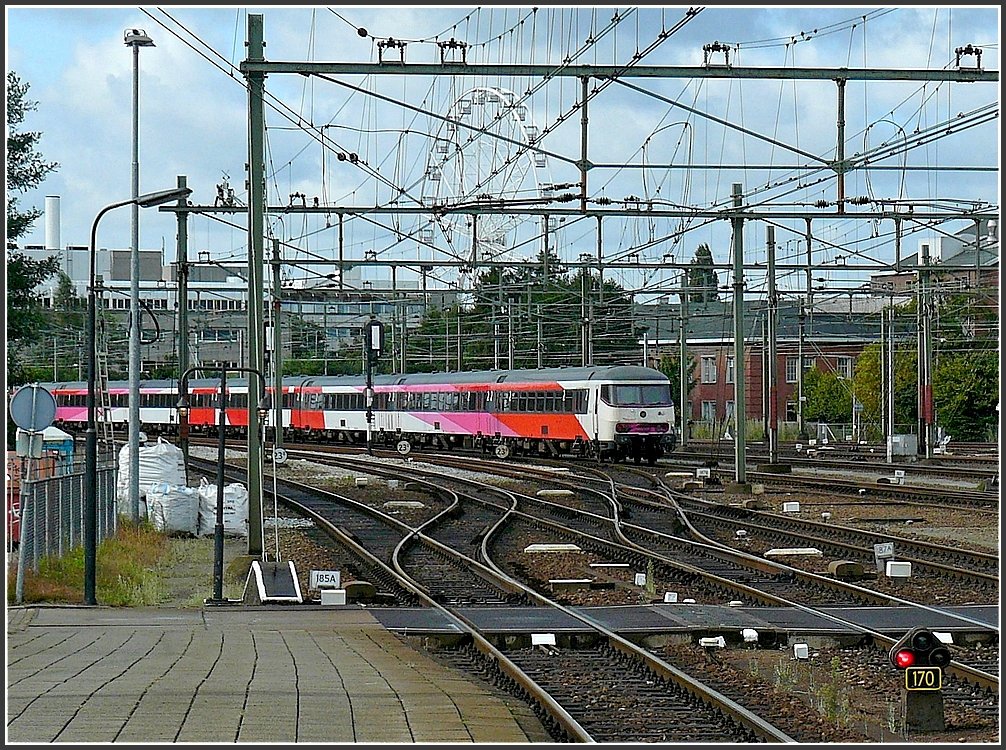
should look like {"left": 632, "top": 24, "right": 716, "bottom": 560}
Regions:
{"left": 536, "top": 488, "right": 575, "bottom": 498}
{"left": 383, "top": 500, "right": 426, "bottom": 510}
{"left": 664, "top": 471, "right": 692, "bottom": 478}
{"left": 344, "top": 580, "right": 378, "bottom": 602}
{"left": 589, "top": 562, "right": 630, "bottom": 568}
{"left": 828, "top": 560, "right": 866, "bottom": 579}
{"left": 524, "top": 543, "right": 582, "bottom": 553}
{"left": 764, "top": 547, "right": 822, "bottom": 558}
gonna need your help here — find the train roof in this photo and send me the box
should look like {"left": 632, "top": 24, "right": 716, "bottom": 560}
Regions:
{"left": 303, "top": 365, "right": 668, "bottom": 388}
{"left": 30, "top": 366, "right": 668, "bottom": 392}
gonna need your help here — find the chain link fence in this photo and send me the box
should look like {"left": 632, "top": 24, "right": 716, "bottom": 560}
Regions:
{"left": 12, "top": 454, "right": 118, "bottom": 603}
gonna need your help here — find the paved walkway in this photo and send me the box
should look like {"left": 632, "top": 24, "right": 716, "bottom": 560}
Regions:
{"left": 6, "top": 606, "right": 549, "bottom": 744}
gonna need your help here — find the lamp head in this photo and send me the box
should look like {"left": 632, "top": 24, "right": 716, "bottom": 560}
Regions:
{"left": 176, "top": 395, "right": 190, "bottom": 419}
{"left": 124, "top": 28, "right": 155, "bottom": 47}
{"left": 137, "top": 187, "right": 192, "bottom": 208}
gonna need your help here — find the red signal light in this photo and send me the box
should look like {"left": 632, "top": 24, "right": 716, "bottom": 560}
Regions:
{"left": 893, "top": 649, "right": 916, "bottom": 669}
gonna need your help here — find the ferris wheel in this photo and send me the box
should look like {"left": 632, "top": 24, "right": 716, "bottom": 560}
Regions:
{"left": 420, "top": 86, "right": 552, "bottom": 269}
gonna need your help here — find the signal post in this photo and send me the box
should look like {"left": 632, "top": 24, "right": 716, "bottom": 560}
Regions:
{"left": 888, "top": 627, "right": 951, "bottom": 731}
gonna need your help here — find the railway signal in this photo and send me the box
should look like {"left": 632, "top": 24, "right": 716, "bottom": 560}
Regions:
{"left": 888, "top": 627, "right": 952, "bottom": 670}
{"left": 889, "top": 627, "right": 950, "bottom": 731}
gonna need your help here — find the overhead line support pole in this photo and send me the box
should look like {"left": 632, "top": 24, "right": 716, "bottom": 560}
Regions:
{"left": 730, "top": 183, "right": 747, "bottom": 487}
{"left": 766, "top": 225, "right": 778, "bottom": 464}
{"left": 176, "top": 176, "right": 190, "bottom": 477}
{"left": 244, "top": 13, "right": 266, "bottom": 558}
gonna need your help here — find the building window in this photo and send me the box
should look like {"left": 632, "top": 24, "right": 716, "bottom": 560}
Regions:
{"left": 701, "top": 356, "right": 717, "bottom": 384}
{"left": 700, "top": 401, "right": 716, "bottom": 422}
{"left": 726, "top": 356, "right": 735, "bottom": 384}
{"left": 786, "top": 356, "right": 799, "bottom": 383}
{"left": 725, "top": 401, "right": 735, "bottom": 422}
{"left": 837, "top": 356, "right": 853, "bottom": 380}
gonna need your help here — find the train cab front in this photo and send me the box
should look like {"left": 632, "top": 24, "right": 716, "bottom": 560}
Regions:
{"left": 598, "top": 382, "right": 676, "bottom": 465}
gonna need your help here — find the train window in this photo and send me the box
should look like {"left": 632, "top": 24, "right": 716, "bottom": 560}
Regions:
{"left": 607, "top": 384, "right": 673, "bottom": 407}
{"left": 571, "top": 389, "right": 587, "bottom": 413}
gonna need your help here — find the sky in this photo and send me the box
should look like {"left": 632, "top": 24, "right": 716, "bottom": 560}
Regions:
{"left": 5, "top": 4, "right": 1001, "bottom": 300}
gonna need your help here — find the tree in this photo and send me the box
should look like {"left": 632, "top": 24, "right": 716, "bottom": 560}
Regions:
{"left": 656, "top": 351, "right": 697, "bottom": 414}
{"left": 403, "top": 249, "right": 646, "bottom": 373}
{"left": 7, "top": 71, "right": 58, "bottom": 240}
{"left": 802, "top": 368, "right": 852, "bottom": 423}
{"left": 932, "top": 351, "right": 998, "bottom": 441}
{"left": 686, "top": 243, "right": 719, "bottom": 303}
{"left": 852, "top": 343, "right": 918, "bottom": 429}
{"left": 7, "top": 71, "right": 60, "bottom": 388}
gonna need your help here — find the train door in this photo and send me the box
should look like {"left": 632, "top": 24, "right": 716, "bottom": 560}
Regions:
{"left": 373, "top": 386, "right": 399, "bottom": 442}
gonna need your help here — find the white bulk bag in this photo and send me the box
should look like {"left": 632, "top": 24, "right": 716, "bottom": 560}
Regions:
{"left": 197, "top": 478, "right": 249, "bottom": 537}
{"left": 117, "top": 437, "right": 186, "bottom": 510}
{"left": 146, "top": 482, "right": 199, "bottom": 536}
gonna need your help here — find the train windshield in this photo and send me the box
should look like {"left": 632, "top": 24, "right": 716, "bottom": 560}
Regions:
{"left": 603, "top": 384, "right": 673, "bottom": 407}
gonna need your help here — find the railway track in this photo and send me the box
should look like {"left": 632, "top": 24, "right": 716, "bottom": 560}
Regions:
{"left": 186, "top": 443, "right": 998, "bottom": 740}
{"left": 190, "top": 454, "right": 798, "bottom": 742}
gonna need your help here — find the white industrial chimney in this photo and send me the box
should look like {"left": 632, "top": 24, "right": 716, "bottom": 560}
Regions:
{"left": 44, "top": 195, "right": 60, "bottom": 251}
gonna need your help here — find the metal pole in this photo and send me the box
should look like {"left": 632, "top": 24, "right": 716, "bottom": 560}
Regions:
{"left": 797, "top": 301, "right": 807, "bottom": 439}
{"left": 766, "top": 225, "right": 778, "bottom": 463}
{"left": 887, "top": 300, "right": 896, "bottom": 463}
{"left": 176, "top": 176, "right": 190, "bottom": 475}
{"left": 272, "top": 238, "right": 283, "bottom": 449}
{"left": 85, "top": 260, "right": 98, "bottom": 605}
{"left": 920, "top": 243, "right": 934, "bottom": 458}
{"left": 579, "top": 77, "right": 589, "bottom": 213}
{"left": 212, "top": 367, "right": 227, "bottom": 602}
{"left": 85, "top": 200, "right": 128, "bottom": 605}
{"left": 127, "top": 37, "right": 143, "bottom": 523}
{"left": 731, "top": 183, "right": 747, "bottom": 485}
{"left": 245, "top": 14, "right": 266, "bottom": 557}
{"left": 678, "top": 271, "right": 689, "bottom": 448}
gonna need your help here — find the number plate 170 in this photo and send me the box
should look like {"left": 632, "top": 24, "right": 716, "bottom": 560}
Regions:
{"left": 905, "top": 666, "right": 942, "bottom": 691}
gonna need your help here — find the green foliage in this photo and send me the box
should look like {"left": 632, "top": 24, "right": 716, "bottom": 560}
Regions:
{"left": 6, "top": 71, "right": 59, "bottom": 240}
{"left": 7, "top": 71, "right": 60, "bottom": 390}
{"left": 851, "top": 343, "right": 919, "bottom": 427}
{"left": 8, "top": 518, "right": 168, "bottom": 606}
{"left": 932, "top": 351, "right": 999, "bottom": 440}
{"left": 656, "top": 351, "right": 697, "bottom": 407}
{"left": 802, "top": 368, "right": 852, "bottom": 423}
{"left": 686, "top": 243, "right": 720, "bottom": 303}
{"left": 403, "top": 249, "right": 645, "bottom": 371}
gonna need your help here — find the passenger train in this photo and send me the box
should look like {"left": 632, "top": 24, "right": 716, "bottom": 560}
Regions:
{"left": 40, "top": 365, "right": 677, "bottom": 464}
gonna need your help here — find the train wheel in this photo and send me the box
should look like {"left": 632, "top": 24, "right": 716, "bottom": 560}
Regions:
{"left": 396, "top": 439, "right": 412, "bottom": 456}
{"left": 494, "top": 443, "right": 511, "bottom": 459}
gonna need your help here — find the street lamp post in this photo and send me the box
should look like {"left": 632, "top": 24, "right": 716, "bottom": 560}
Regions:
{"left": 85, "top": 186, "right": 192, "bottom": 605}
{"left": 176, "top": 365, "right": 269, "bottom": 603}
{"left": 125, "top": 28, "right": 155, "bottom": 523}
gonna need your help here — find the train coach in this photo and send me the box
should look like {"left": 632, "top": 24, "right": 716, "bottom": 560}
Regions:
{"left": 40, "top": 364, "right": 676, "bottom": 464}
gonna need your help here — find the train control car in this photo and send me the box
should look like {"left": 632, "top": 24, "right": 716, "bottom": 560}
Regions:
{"left": 39, "top": 364, "right": 677, "bottom": 464}
{"left": 291, "top": 365, "right": 676, "bottom": 463}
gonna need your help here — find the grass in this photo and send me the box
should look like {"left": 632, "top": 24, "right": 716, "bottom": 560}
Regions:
{"left": 8, "top": 517, "right": 170, "bottom": 606}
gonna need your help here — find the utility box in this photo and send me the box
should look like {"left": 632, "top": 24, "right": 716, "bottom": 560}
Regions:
{"left": 886, "top": 560, "right": 913, "bottom": 579}
{"left": 889, "top": 434, "right": 919, "bottom": 456}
